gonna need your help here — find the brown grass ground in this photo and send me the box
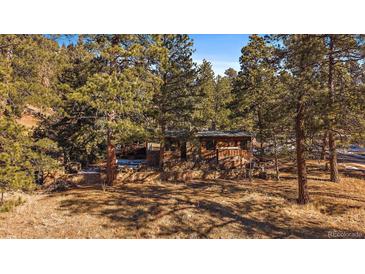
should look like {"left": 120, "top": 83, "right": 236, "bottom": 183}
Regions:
{"left": 16, "top": 114, "right": 39, "bottom": 128}
{"left": 1, "top": 160, "right": 365, "bottom": 239}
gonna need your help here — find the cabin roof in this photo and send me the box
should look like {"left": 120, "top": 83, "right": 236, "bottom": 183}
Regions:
{"left": 164, "top": 130, "right": 189, "bottom": 138}
{"left": 197, "top": 130, "right": 253, "bottom": 138}
{"left": 165, "top": 130, "right": 253, "bottom": 139}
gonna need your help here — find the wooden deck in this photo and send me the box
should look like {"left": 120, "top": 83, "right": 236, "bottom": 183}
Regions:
{"left": 217, "top": 148, "right": 252, "bottom": 168}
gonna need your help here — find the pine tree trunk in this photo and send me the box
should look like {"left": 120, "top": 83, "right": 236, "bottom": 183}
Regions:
{"left": 327, "top": 35, "right": 340, "bottom": 183}
{"left": 159, "top": 123, "right": 165, "bottom": 171}
{"left": 106, "top": 128, "right": 117, "bottom": 186}
{"left": 273, "top": 135, "right": 280, "bottom": 181}
{"left": 258, "top": 110, "right": 264, "bottom": 160}
{"left": 296, "top": 98, "right": 309, "bottom": 204}
{"left": 320, "top": 131, "right": 328, "bottom": 160}
{"left": 328, "top": 131, "right": 339, "bottom": 182}
{"left": 63, "top": 148, "right": 70, "bottom": 172}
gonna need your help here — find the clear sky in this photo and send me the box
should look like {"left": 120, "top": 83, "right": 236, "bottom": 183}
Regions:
{"left": 190, "top": 34, "right": 249, "bottom": 75}
{"left": 56, "top": 34, "right": 251, "bottom": 76}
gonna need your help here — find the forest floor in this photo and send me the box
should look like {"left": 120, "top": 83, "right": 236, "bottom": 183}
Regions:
{"left": 1, "top": 160, "right": 365, "bottom": 239}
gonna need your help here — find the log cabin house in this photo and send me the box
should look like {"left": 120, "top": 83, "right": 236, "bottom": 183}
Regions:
{"left": 149, "top": 130, "right": 254, "bottom": 169}
{"left": 197, "top": 130, "right": 253, "bottom": 169}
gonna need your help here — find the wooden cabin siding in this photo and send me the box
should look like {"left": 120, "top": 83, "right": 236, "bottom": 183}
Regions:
{"left": 199, "top": 136, "right": 252, "bottom": 168}
{"left": 199, "top": 147, "right": 216, "bottom": 161}
{"left": 217, "top": 148, "right": 251, "bottom": 160}
{"left": 164, "top": 150, "right": 181, "bottom": 161}
{"left": 162, "top": 139, "right": 193, "bottom": 162}
{"left": 217, "top": 148, "right": 252, "bottom": 169}
{"left": 146, "top": 143, "right": 160, "bottom": 167}
{"left": 146, "top": 150, "right": 160, "bottom": 166}
{"left": 158, "top": 130, "right": 253, "bottom": 170}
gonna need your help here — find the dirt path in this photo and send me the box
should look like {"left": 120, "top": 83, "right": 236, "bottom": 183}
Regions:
{"left": 1, "top": 170, "right": 365, "bottom": 239}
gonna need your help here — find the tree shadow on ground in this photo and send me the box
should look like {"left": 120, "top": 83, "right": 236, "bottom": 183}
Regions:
{"left": 51, "top": 175, "right": 365, "bottom": 239}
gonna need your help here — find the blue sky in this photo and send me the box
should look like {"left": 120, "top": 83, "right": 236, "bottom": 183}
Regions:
{"left": 190, "top": 34, "right": 249, "bottom": 75}
{"left": 56, "top": 34, "right": 251, "bottom": 75}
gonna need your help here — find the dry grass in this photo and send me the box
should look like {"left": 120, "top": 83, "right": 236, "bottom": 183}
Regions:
{"left": 16, "top": 114, "right": 39, "bottom": 128}
{"left": 0, "top": 196, "right": 26, "bottom": 213}
{"left": 1, "top": 161, "right": 365, "bottom": 239}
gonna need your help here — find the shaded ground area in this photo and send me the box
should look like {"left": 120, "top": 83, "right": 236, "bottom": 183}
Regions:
{"left": 1, "top": 161, "right": 365, "bottom": 239}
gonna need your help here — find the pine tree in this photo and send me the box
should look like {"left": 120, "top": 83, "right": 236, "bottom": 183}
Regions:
{"left": 151, "top": 35, "right": 197, "bottom": 169}
{"left": 39, "top": 42, "right": 103, "bottom": 167}
{"left": 195, "top": 59, "right": 216, "bottom": 129}
{"left": 1, "top": 35, "right": 61, "bottom": 115}
{"left": 213, "top": 75, "right": 233, "bottom": 129}
{"left": 224, "top": 67, "right": 238, "bottom": 79}
{"left": 69, "top": 35, "right": 163, "bottom": 184}
{"left": 233, "top": 35, "right": 278, "bottom": 158}
{"left": 274, "top": 34, "right": 325, "bottom": 204}
{"left": 0, "top": 117, "right": 34, "bottom": 202}
{"left": 195, "top": 60, "right": 233, "bottom": 130}
{"left": 0, "top": 35, "right": 61, "bottom": 199}
{"left": 322, "top": 34, "right": 365, "bottom": 182}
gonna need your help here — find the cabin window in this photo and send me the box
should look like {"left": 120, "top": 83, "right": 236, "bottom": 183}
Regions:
{"left": 165, "top": 140, "right": 178, "bottom": 152}
{"left": 240, "top": 140, "right": 248, "bottom": 150}
{"left": 205, "top": 140, "right": 216, "bottom": 150}
{"left": 180, "top": 142, "right": 187, "bottom": 160}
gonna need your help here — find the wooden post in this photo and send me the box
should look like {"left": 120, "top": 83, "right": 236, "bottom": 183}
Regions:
{"left": 216, "top": 148, "right": 219, "bottom": 165}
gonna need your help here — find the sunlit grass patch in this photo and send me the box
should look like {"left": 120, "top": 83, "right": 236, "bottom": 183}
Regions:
{"left": 0, "top": 196, "right": 26, "bottom": 213}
